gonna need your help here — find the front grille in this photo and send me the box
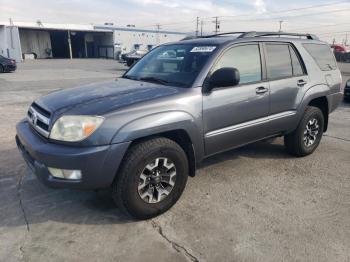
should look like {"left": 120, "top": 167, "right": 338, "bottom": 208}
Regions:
{"left": 27, "top": 103, "right": 51, "bottom": 138}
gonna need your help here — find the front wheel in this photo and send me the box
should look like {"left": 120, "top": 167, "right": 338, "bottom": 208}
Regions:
{"left": 284, "top": 106, "right": 324, "bottom": 157}
{"left": 112, "top": 137, "right": 189, "bottom": 219}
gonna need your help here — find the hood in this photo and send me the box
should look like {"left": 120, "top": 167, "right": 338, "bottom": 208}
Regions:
{"left": 35, "top": 78, "right": 182, "bottom": 117}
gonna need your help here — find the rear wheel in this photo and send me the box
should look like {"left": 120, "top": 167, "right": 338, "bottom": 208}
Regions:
{"left": 0, "top": 65, "right": 4, "bottom": 73}
{"left": 112, "top": 137, "right": 189, "bottom": 219}
{"left": 284, "top": 106, "right": 324, "bottom": 157}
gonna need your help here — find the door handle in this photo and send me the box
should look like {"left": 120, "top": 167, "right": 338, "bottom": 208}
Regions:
{"left": 297, "top": 79, "right": 307, "bottom": 87}
{"left": 255, "top": 86, "right": 268, "bottom": 94}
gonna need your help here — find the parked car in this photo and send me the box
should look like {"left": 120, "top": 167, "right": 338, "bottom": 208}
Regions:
{"left": 16, "top": 32, "right": 342, "bottom": 219}
{"left": 0, "top": 55, "right": 17, "bottom": 72}
{"left": 122, "top": 49, "right": 148, "bottom": 66}
{"left": 331, "top": 44, "right": 350, "bottom": 62}
{"left": 344, "top": 79, "right": 350, "bottom": 101}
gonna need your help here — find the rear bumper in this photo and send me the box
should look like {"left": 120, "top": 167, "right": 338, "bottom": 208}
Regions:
{"left": 327, "top": 92, "right": 343, "bottom": 113}
{"left": 16, "top": 120, "right": 130, "bottom": 189}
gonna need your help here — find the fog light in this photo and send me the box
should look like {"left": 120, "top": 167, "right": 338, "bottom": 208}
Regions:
{"left": 48, "top": 167, "right": 82, "bottom": 180}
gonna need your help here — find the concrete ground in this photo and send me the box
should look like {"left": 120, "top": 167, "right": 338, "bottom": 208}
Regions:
{"left": 0, "top": 59, "right": 350, "bottom": 262}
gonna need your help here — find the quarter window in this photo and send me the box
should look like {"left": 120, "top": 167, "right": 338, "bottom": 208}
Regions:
{"left": 303, "top": 43, "right": 337, "bottom": 71}
{"left": 213, "top": 44, "right": 262, "bottom": 84}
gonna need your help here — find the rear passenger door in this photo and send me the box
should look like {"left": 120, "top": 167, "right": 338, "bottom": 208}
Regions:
{"left": 263, "top": 42, "right": 308, "bottom": 134}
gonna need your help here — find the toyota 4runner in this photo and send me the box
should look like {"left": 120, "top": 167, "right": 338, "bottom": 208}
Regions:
{"left": 16, "top": 32, "right": 343, "bottom": 219}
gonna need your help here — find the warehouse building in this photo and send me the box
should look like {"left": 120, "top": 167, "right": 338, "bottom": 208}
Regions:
{"left": 0, "top": 21, "right": 187, "bottom": 62}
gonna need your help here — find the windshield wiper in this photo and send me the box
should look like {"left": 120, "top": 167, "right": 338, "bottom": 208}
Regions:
{"left": 139, "top": 77, "right": 170, "bottom": 85}
{"left": 139, "top": 77, "right": 187, "bottom": 87}
{"left": 122, "top": 75, "right": 138, "bottom": 80}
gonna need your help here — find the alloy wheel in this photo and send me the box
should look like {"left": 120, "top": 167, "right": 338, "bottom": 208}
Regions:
{"left": 137, "top": 157, "right": 176, "bottom": 204}
{"left": 303, "top": 118, "right": 319, "bottom": 147}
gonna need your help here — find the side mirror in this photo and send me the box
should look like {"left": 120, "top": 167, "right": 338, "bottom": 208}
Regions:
{"left": 208, "top": 67, "right": 240, "bottom": 90}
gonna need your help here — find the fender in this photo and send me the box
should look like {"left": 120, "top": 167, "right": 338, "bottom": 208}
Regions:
{"left": 111, "top": 111, "right": 205, "bottom": 161}
{"left": 295, "top": 83, "right": 330, "bottom": 122}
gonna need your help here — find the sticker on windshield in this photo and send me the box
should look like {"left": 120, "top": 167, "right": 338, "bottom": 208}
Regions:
{"left": 190, "top": 46, "right": 216, "bottom": 52}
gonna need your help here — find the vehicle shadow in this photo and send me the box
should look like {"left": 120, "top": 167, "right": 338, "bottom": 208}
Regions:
{"left": 0, "top": 138, "right": 291, "bottom": 228}
{"left": 199, "top": 138, "right": 291, "bottom": 169}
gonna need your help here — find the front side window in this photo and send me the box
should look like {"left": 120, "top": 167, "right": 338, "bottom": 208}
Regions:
{"left": 213, "top": 44, "right": 262, "bottom": 84}
{"left": 124, "top": 44, "right": 216, "bottom": 87}
{"left": 266, "top": 44, "right": 293, "bottom": 80}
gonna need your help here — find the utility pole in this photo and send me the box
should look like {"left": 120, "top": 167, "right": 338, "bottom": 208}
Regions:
{"left": 200, "top": 20, "right": 204, "bottom": 37}
{"left": 213, "top": 17, "right": 220, "bottom": 34}
{"left": 156, "top": 24, "right": 161, "bottom": 45}
{"left": 195, "top": 17, "right": 199, "bottom": 37}
{"left": 67, "top": 30, "right": 73, "bottom": 59}
{"left": 278, "top": 20, "right": 284, "bottom": 32}
{"left": 345, "top": 33, "right": 348, "bottom": 46}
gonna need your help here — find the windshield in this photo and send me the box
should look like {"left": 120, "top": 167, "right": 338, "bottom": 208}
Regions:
{"left": 124, "top": 44, "right": 217, "bottom": 87}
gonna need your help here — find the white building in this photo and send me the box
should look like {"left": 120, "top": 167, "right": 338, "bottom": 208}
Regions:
{"left": 95, "top": 25, "right": 188, "bottom": 54}
{"left": 0, "top": 21, "right": 187, "bottom": 61}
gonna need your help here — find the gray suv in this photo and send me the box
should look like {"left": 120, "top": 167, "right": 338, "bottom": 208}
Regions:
{"left": 16, "top": 32, "right": 343, "bottom": 219}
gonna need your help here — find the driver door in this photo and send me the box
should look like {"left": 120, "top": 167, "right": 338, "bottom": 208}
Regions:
{"left": 203, "top": 43, "right": 270, "bottom": 156}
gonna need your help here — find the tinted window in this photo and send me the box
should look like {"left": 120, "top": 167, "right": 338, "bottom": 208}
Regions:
{"left": 289, "top": 46, "right": 304, "bottom": 76}
{"left": 125, "top": 44, "right": 215, "bottom": 87}
{"left": 213, "top": 44, "right": 262, "bottom": 84}
{"left": 266, "top": 44, "right": 293, "bottom": 79}
{"left": 303, "top": 43, "right": 337, "bottom": 71}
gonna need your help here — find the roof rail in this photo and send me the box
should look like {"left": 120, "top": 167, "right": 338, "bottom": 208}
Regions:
{"left": 238, "top": 31, "right": 319, "bottom": 40}
{"left": 199, "top": 31, "right": 319, "bottom": 40}
{"left": 201, "top": 32, "right": 247, "bottom": 38}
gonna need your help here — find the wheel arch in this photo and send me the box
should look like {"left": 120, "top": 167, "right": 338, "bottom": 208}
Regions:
{"left": 129, "top": 130, "right": 197, "bottom": 177}
{"left": 308, "top": 96, "right": 329, "bottom": 132}
{"left": 298, "top": 84, "right": 330, "bottom": 132}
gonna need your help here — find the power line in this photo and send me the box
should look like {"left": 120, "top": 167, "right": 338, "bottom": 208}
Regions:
{"left": 124, "top": 0, "right": 349, "bottom": 31}
{"left": 216, "top": 7, "right": 350, "bottom": 23}
{"left": 200, "top": 0, "right": 349, "bottom": 20}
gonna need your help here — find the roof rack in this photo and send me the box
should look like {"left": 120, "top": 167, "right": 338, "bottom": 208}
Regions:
{"left": 201, "top": 32, "right": 246, "bottom": 38}
{"left": 238, "top": 31, "right": 319, "bottom": 40}
{"left": 200, "top": 31, "right": 319, "bottom": 40}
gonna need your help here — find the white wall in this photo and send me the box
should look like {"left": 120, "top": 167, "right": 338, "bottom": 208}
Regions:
{"left": 0, "top": 26, "right": 7, "bottom": 57}
{"left": 6, "top": 26, "right": 22, "bottom": 61}
{"left": 19, "top": 29, "right": 52, "bottom": 59}
{"left": 113, "top": 30, "right": 185, "bottom": 54}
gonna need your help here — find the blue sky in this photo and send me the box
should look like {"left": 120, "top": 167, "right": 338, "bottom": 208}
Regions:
{"left": 0, "top": 0, "right": 349, "bottom": 43}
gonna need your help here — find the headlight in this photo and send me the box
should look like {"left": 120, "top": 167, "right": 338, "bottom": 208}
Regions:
{"left": 50, "top": 115, "right": 104, "bottom": 142}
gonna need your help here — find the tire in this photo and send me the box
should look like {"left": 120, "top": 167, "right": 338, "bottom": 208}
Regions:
{"left": 0, "top": 65, "right": 4, "bottom": 73}
{"left": 112, "top": 137, "right": 189, "bottom": 219}
{"left": 126, "top": 59, "right": 134, "bottom": 67}
{"left": 284, "top": 106, "right": 324, "bottom": 157}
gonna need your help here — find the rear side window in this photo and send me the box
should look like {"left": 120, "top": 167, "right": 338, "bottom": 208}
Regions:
{"left": 303, "top": 43, "right": 337, "bottom": 71}
{"left": 213, "top": 44, "right": 262, "bottom": 84}
{"left": 265, "top": 44, "right": 293, "bottom": 79}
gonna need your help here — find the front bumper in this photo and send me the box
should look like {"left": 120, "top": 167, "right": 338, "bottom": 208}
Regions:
{"left": 5, "top": 64, "right": 16, "bottom": 71}
{"left": 16, "top": 120, "right": 130, "bottom": 189}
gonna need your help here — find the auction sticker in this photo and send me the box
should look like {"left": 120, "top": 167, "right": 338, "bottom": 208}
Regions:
{"left": 190, "top": 46, "right": 216, "bottom": 52}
